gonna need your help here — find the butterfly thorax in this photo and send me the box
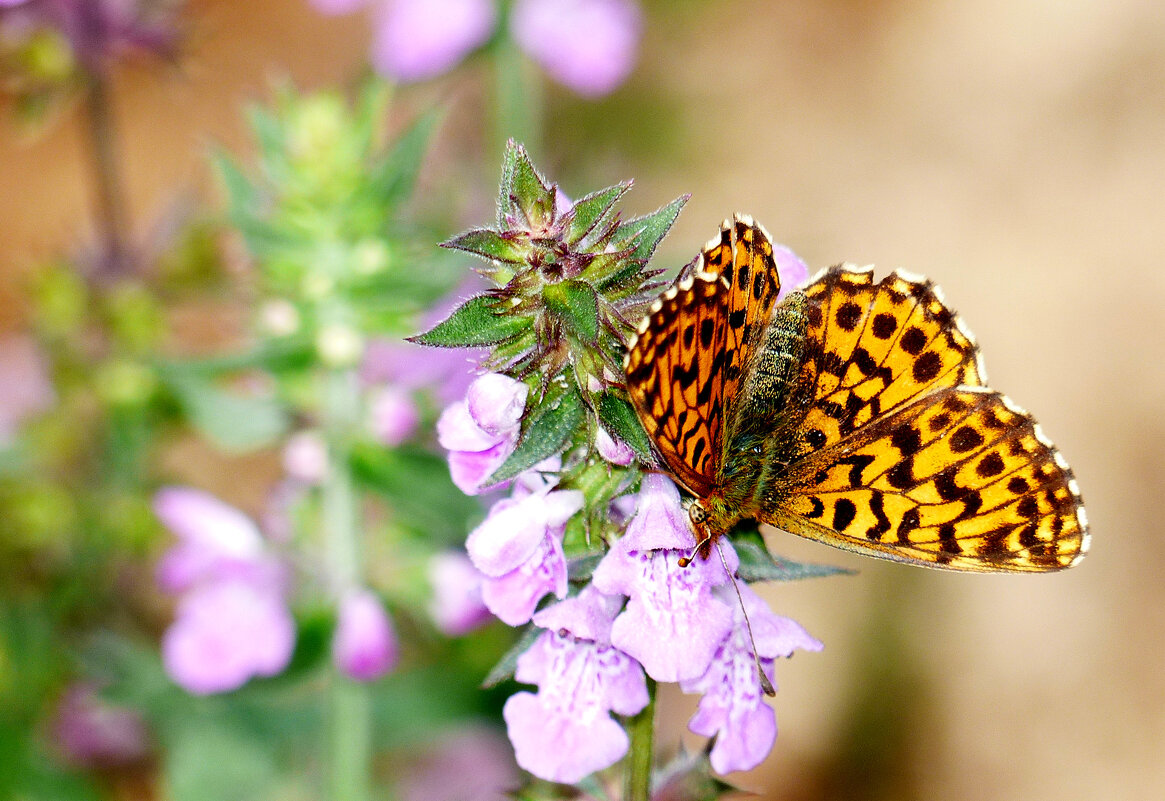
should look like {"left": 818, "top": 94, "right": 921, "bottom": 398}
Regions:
{"left": 688, "top": 293, "right": 815, "bottom": 554}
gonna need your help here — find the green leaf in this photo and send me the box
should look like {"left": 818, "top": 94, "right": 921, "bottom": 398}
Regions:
{"left": 350, "top": 444, "right": 480, "bottom": 544}
{"left": 442, "top": 228, "right": 528, "bottom": 264}
{"left": 498, "top": 140, "right": 552, "bottom": 225}
{"left": 543, "top": 280, "right": 599, "bottom": 343}
{"left": 481, "top": 624, "right": 541, "bottom": 689}
{"left": 598, "top": 391, "right": 653, "bottom": 462}
{"left": 211, "top": 149, "right": 256, "bottom": 217}
{"left": 160, "top": 373, "right": 289, "bottom": 453}
{"left": 487, "top": 387, "right": 584, "bottom": 484}
{"left": 734, "top": 539, "right": 855, "bottom": 582}
{"left": 166, "top": 723, "right": 278, "bottom": 801}
{"left": 564, "top": 182, "right": 631, "bottom": 245}
{"left": 652, "top": 744, "right": 742, "bottom": 801}
{"left": 567, "top": 552, "right": 605, "bottom": 582}
{"left": 408, "top": 294, "right": 531, "bottom": 348}
{"left": 245, "top": 104, "right": 285, "bottom": 162}
{"left": 372, "top": 106, "right": 442, "bottom": 206}
{"left": 616, "top": 194, "right": 689, "bottom": 262}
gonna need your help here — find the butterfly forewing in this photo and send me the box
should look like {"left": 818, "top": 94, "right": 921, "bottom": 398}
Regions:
{"left": 770, "top": 387, "right": 1088, "bottom": 571}
{"left": 625, "top": 274, "right": 727, "bottom": 496}
{"left": 797, "top": 267, "right": 983, "bottom": 451}
{"left": 698, "top": 215, "right": 783, "bottom": 404}
{"left": 625, "top": 215, "right": 783, "bottom": 496}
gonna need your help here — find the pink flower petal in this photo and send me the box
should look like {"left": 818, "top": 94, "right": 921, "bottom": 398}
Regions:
{"left": 510, "top": 0, "right": 641, "bottom": 97}
{"left": 371, "top": 0, "right": 497, "bottom": 82}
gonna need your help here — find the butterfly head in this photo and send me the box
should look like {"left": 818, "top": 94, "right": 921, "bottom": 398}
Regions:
{"left": 679, "top": 495, "right": 738, "bottom": 564}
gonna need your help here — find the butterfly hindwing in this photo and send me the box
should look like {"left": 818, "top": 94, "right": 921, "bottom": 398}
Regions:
{"left": 768, "top": 387, "right": 1088, "bottom": 571}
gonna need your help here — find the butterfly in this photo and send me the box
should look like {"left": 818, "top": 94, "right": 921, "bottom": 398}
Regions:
{"left": 623, "top": 214, "right": 1089, "bottom": 572}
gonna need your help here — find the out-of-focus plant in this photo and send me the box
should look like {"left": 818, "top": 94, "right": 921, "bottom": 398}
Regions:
{"left": 414, "top": 142, "right": 845, "bottom": 799}
{"left": 119, "top": 83, "right": 519, "bottom": 801}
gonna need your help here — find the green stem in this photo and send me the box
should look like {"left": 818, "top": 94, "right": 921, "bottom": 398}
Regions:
{"left": 625, "top": 677, "right": 657, "bottom": 801}
{"left": 492, "top": 33, "right": 544, "bottom": 160}
{"left": 322, "top": 368, "right": 371, "bottom": 801}
{"left": 82, "top": 72, "right": 131, "bottom": 275}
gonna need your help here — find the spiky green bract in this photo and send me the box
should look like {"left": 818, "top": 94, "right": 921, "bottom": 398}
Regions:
{"left": 417, "top": 140, "right": 686, "bottom": 401}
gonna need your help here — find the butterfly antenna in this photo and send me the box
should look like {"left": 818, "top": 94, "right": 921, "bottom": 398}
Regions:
{"left": 714, "top": 541, "right": 776, "bottom": 697}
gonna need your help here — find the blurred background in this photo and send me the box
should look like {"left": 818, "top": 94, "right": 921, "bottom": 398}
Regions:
{"left": 1, "top": 1, "right": 1163, "bottom": 800}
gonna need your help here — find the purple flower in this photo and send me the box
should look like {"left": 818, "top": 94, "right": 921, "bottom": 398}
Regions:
{"left": 595, "top": 426, "right": 634, "bottom": 466}
{"left": 592, "top": 474, "right": 735, "bottom": 682}
{"left": 467, "top": 483, "right": 581, "bottom": 625}
{"left": 773, "top": 241, "right": 809, "bottom": 302}
{"left": 0, "top": 335, "right": 54, "bottom": 446}
{"left": 308, "top": 0, "right": 495, "bottom": 82}
{"left": 398, "top": 726, "right": 519, "bottom": 801}
{"left": 368, "top": 384, "right": 420, "bottom": 446}
{"left": 282, "top": 430, "right": 329, "bottom": 484}
{"left": 153, "top": 486, "right": 284, "bottom": 593}
{"left": 503, "top": 586, "right": 648, "bottom": 783}
{"left": 510, "top": 0, "right": 641, "bottom": 97}
{"left": 154, "top": 487, "right": 295, "bottom": 694}
{"left": 371, "top": 0, "right": 496, "bottom": 81}
{"left": 162, "top": 576, "right": 296, "bottom": 695}
{"left": 681, "top": 583, "right": 822, "bottom": 774}
{"left": 428, "top": 550, "right": 492, "bottom": 635}
{"left": 52, "top": 683, "right": 149, "bottom": 768}
{"left": 306, "top": 0, "right": 641, "bottom": 96}
{"left": 5, "top": 0, "right": 180, "bottom": 74}
{"left": 437, "top": 372, "right": 528, "bottom": 495}
{"left": 333, "top": 589, "right": 399, "bottom": 681}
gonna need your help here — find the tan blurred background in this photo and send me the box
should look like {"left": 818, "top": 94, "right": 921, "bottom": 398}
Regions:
{"left": 3, "top": 1, "right": 1163, "bottom": 799}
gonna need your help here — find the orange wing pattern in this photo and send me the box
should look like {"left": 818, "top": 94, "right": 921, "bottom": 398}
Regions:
{"left": 795, "top": 266, "right": 984, "bottom": 452}
{"left": 771, "top": 387, "right": 1089, "bottom": 571}
{"left": 694, "top": 214, "right": 783, "bottom": 400}
{"left": 624, "top": 214, "right": 782, "bottom": 495}
{"left": 624, "top": 274, "right": 727, "bottom": 496}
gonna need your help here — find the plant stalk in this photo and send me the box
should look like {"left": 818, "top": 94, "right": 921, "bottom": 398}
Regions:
{"left": 625, "top": 677, "right": 657, "bottom": 801}
{"left": 82, "top": 72, "right": 131, "bottom": 275}
{"left": 323, "top": 368, "right": 371, "bottom": 801}
{"left": 492, "top": 33, "right": 544, "bottom": 160}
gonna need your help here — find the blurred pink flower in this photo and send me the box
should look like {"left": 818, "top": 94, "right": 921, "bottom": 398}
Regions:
{"left": 306, "top": 0, "right": 641, "bottom": 96}
{"left": 510, "top": 0, "right": 640, "bottom": 97}
{"left": 0, "top": 335, "right": 54, "bottom": 446}
{"left": 428, "top": 550, "right": 491, "bottom": 635}
{"left": 162, "top": 576, "right": 296, "bottom": 695}
{"left": 333, "top": 589, "right": 399, "bottom": 681}
{"left": 153, "top": 486, "right": 285, "bottom": 594}
{"left": 282, "top": 430, "right": 329, "bottom": 484}
{"left": 2, "top": 0, "right": 180, "bottom": 74}
{"left": 52, "top": 683, "right": 149, "bottom": 768}
{"left": 368, "top": 384, "right": 420, "bottom": 446}
{"left": 154, "top": 487, "right": 295, "bottom": 694}
{"left": 371, "top": 0, "right": 496, "bottom": 81}
{"left": 399, "top": 726, "right": 519, "bottom": 801}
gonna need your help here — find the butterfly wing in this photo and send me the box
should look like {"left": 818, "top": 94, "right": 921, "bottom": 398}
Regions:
{"left": 795, "top": 266, "right": 984, "bottom": 449}
{"left": 768, "top": 387, "right": 1089, "bottom": 571}
{"left": 623, "top": 215, "right": 781, "bottom": 496}
{"left": 695, "top": 214, "right": 783, "bottom": 402}
{"left": 762, "top": 266, "right": 1088, "bottom": 571}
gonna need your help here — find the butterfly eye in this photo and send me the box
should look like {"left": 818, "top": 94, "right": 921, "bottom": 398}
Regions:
{"left": 688, "top": 502, "right": 708, "bottom": 525}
